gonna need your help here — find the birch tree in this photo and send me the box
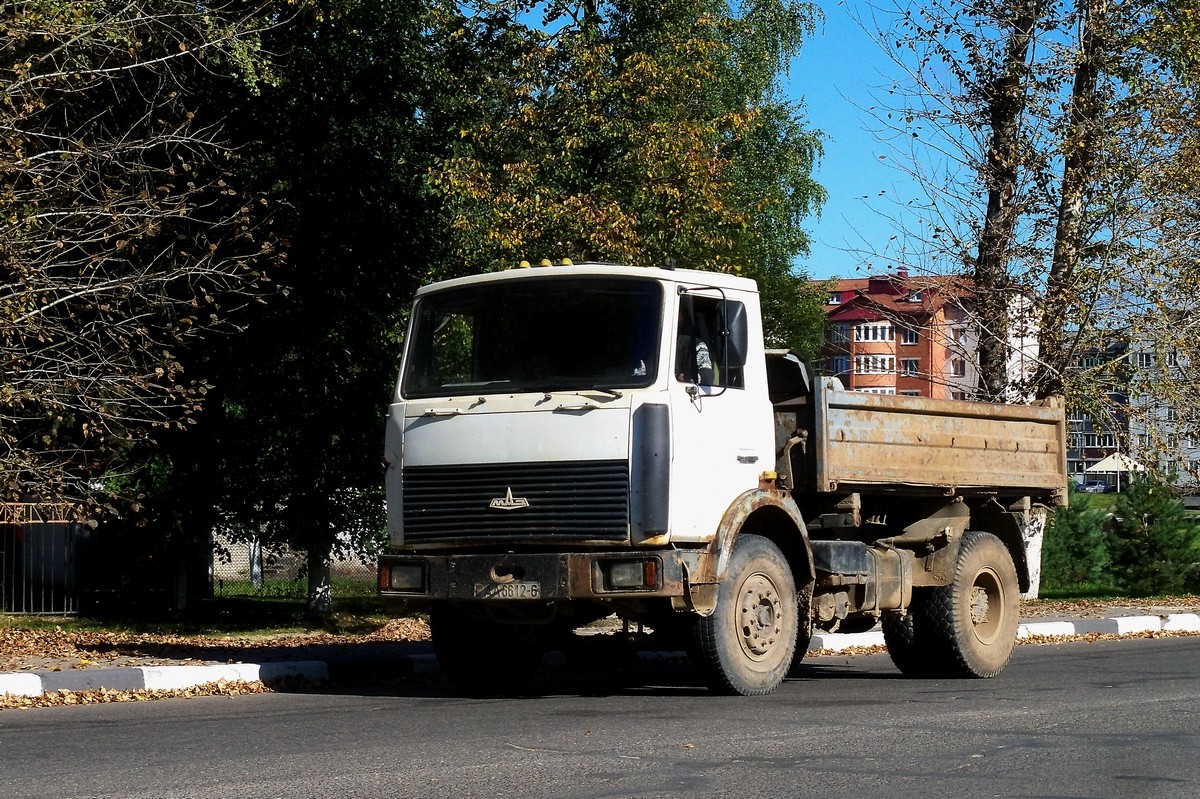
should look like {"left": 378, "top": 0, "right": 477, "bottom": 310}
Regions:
{"left": 865, "top": 0, "right": 1200, "bottom": 415}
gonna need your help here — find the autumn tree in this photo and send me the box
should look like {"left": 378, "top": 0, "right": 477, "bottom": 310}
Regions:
{"left": 0, "top": 1, "right": 281, "bottom": 507}
{"left": 428, "top": 0, "right": 829, "bottom": 355}
{"left": 864, "top": 0, "right": 1200, "bottom": 415}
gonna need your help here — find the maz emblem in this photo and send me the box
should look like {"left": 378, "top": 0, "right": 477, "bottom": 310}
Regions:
{"left": 489, "top": 487, "right": 530, "bottom": 510}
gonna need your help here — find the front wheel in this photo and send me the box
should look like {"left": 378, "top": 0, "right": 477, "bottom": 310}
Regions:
{"left": 692, "top": 534, "right": 799, "bottom": 696}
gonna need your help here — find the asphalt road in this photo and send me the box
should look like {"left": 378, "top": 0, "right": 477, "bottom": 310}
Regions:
{"left": 2, "top": 637, "right": 1197, "bottom": 799}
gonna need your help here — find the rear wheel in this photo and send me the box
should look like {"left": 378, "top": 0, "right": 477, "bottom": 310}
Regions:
{"left": 932, "top": 531, "right": 1020, "bottom": 677}
{"left": 692, "top": 534, "right": 799, "bottom": 696}
{"left": 885, "top": 531, "right": 1020, "bottom": 678}
{"left": 882, "top": 588, "right": 937, "bottom": 676}
{"left": 429, "top": 602, "right": 544, "bottom": 696}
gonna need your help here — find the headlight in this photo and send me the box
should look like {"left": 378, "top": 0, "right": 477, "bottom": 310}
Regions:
{"left": 386, "top": 563, "right": 425, "bottom": 592}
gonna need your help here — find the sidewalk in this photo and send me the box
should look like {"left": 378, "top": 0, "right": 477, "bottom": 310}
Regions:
{"left": 4, "top": 607, "right": 1199, "bottom": 700}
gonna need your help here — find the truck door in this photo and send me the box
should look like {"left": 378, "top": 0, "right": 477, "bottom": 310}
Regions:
{"left": 668, "top": 290, "right": 772, "bottom": 542}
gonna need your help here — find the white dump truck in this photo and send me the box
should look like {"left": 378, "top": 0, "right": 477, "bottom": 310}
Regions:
{"left": 378, "top": 263, "right": 1067, "bottom": 695}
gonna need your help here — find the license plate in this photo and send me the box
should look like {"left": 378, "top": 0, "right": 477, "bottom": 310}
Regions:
{"left": 474, "top": 581, "right": 541, "bottom": 600}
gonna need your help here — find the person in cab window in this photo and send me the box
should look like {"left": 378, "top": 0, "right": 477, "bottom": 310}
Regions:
{"left": 676, "top": 298, "right": 717, "bottom": 385}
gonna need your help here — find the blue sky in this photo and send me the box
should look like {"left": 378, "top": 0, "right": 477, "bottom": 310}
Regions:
{"left": 785, "top": 1, "right": 913, "bottom": 282}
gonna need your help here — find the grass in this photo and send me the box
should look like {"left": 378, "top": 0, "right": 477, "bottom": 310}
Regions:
{"left": 213, "top": 576, "right": 380, "bottom": 601}
{"left": 1037, "top": 584, "right": 1126, "bottom": 600}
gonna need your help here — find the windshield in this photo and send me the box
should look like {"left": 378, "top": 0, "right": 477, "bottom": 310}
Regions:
{"left": 401, "top": 276, "right": 663, "bottom": 398}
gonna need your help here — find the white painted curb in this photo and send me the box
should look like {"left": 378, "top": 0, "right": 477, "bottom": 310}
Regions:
{"left": 142, "top": 664, "right": 262, "bottom": 692}
{"left": 809, "top": 631, "right": 886, "bottom": 652}
{"left": 1018, "top": 620, "right": 1077, "bottom": 639}
{"left": 1073, "top": 615, "right": 1162, "bottom": 636}
{"left": 1164, "top": 613, "right": 1200, "bottom": 633}
{"left": 0, "top": 673, "right": 43, "bottom": 698}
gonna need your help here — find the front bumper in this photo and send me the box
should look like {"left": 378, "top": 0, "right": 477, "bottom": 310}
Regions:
{"left": 378, "top": 550, "right": 698, "bottom": 606}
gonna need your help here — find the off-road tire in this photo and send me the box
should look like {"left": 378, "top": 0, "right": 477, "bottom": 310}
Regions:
{"left": 886, "top": 531, "right": 1020, "bottom": 678}
{"left": 692, "top": 534, "right": 799, "bottom": 696}
{"left": 932, "top": 530, "right": 1020, "bottom": 677}
{"left": 882, "top": 588, "right": 938, "bottom": 677}
{"left": 429, "top": 602, "right": 544, "bottom": 696}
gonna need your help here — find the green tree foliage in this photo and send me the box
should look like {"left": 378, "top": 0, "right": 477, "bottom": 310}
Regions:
{"left": 1041, "top": 487, "right": 1111, "bottom": 591}
{"left": 168, "top": 0, "right": 442, "bottom": 611}
{"left": 1106, "top": 476, "right": 1200, "bottom": 597}
{"left": 428, "top": 0, "right": 829, "bottom": 355}
{"left": 0, "top": 1, "right": 281, "bottom": 506}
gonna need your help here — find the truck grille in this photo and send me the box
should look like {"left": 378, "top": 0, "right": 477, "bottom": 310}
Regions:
{"left": 401, "top": 459, "right": 630, "bottom": 543}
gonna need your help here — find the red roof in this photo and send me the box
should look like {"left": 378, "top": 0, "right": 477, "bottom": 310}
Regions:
{"left": 819, "top": 272, "right": 972, "bottom": 320}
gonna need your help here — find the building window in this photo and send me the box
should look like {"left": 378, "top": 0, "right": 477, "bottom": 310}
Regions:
{"left": 1168, "top": 349, "right": 1179, "bottom": 367}
{"left": 828, "top": 292, "right": 842, "bottom": 305}
{"left": 899, "top": 390, "right": 921, "bottom": 397}
{"left": 951, "top": 327, "right": 967, "bottom": 345}
{"left": 950, "top": 358, "right": 967, "bottom": 377}
{"left": 1136, "top": 352, "right": 1155, "bottom": 368}
{"left": 900, "top": 326, "right": 919, "bottom": 345}
{"left": 858, "top": 387, "right": 896, "bottom": 395}
{"left": 901, "top": 358, "right": 920, "bottom": 377}
{"left": 831, "top": 323, "right": 849, "bottom": 344}
{"left": 951, "top": 390, "right": 966, "bottom": 401}
{"left": 855, "top": 355, "right": 895, "bottom": 374}
{"left": 904, "top": 290, "right": 923, "bottom": 303}
{"left": 855, "top": 323, "right": 894, "bottom": 342}
{"left": 1166, "top": 407, "right": 1177, "bottom": 423}
{"left": 831, "top": 356, "right": 850, "bottom": 375}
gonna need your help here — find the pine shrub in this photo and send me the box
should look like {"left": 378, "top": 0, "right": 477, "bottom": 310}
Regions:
{"left": 1042, "top": 488, "right": 1112, "bottom": 592}
{"left": 1105, "top": 476, "right": 1200, "bottom": 597}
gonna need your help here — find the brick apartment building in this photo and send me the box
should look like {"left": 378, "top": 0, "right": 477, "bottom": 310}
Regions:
{"left": 817, "top": 269, "right": 979, "bottom": 399}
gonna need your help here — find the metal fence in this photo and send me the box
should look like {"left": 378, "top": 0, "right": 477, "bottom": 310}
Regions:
{"left": 1, "top": 503, "right": 84, "bottom": 615}
{"left": 211, "top": 535, "right": 379, "bottom": 600}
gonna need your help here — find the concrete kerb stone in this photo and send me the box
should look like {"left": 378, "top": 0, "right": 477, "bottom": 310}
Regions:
{"left": 1164, "top": 613, "right": 1200, "bottom": 632}
{"left": 809, "top": 630, "right": 886, "bottom": 652}
{"left": 1, "top": 661, "right": 331, "bottom": 701}
{"left": 1018, "top": 620, "right": 1077, "bottom": 639}
{"left": 0, "top": 672, "right": 43, "bottom": 698}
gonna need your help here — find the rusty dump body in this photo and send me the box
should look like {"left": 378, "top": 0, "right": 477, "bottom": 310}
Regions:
{"left": 792, "top": 376, "right": 1068, "bottom": 503}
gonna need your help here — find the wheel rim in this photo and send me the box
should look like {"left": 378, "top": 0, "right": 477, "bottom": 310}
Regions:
{"left": 737, "top": 571, "right": 784, "bottom": 660}
{"left": 969, "top": 566, "right": 1006, "bottom": 645}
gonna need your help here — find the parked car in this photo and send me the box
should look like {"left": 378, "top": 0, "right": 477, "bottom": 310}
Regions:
{"left": 1078, "top": 480, "right": 1112, "bottom": 493}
